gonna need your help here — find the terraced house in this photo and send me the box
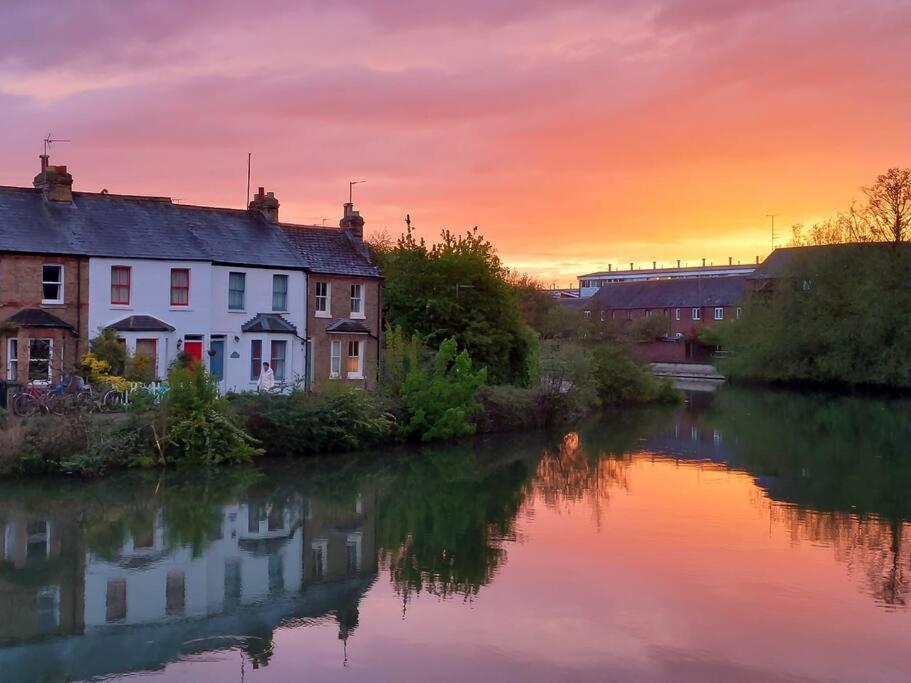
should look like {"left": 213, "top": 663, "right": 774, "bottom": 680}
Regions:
{"left": 0, "top": 157, "right": 382, "bottom": 392}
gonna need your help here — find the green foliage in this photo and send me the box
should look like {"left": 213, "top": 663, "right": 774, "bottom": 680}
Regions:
{"left": 232, "top": 386, "right": 396, "bottom": 456}
{"left": 401, "top": 338, "right": 487, "bottom": 442}
{"left": 374, "top": 226, "right": 536, "bottom": 384}
{"left": 124, "top": 351, "right": 155, "bottom": 383}
{"left": 163, "top": 363, "right": 261, "bottom": 465}
{"left": 591, "top": 344, "right": 680, "bottom": 404}
{"left": 381, "top": 324, "right": 423, "bottom": 398}
{"left": 629, "top": 313, "right": 668, "bottom": 341}
{"left": 718, "top": 247, "right": 911, "bottom": 388}
{"left": 89, "top": 327, "right": 128, "bottom": 376}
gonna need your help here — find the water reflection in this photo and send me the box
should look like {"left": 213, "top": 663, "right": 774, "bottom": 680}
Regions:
{"left": 0, "top": 387, "right": 910, "bottom": 681}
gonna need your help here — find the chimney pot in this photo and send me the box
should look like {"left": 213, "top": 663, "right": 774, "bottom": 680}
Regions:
{"left": 677, "top": 259, "right": 681, "bottom": 268}
{"left": 702, "top": 258, "right": 706, "bottom": 267}
{"left": 728, "top": 256, "right": 732, "bottom": 265}
{"left": 248, "top": 186, "right": 279, "bottom": 222}
{"left": 340, "top": 201, "right": 365, "bottom": 241}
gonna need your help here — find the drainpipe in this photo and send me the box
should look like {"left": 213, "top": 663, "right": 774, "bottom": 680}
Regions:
{"left": 76, "top": 259, "right": 83, "bottom": 361}
{"left": 304, "top": 271, "right": 311, "bottom": 392}
{"left": 376, "top": 278, "right": 383, "bottom": 389}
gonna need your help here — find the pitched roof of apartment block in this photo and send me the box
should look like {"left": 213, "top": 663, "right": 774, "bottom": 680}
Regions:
{"left": 280, "top": 224, "right": 381, "bottom": 278}
{"left": 0, "top": 186, "right": 306, "bottom": 268}
{"left": 588, "top": 276, "right": 749, "bottom": 309}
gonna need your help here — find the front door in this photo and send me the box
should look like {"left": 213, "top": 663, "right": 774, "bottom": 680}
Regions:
{"left": 183, "top": 340, "right": 203, "bottom": 363}
{"left": 210, "top": 339, "right": 225, "bottom": 382}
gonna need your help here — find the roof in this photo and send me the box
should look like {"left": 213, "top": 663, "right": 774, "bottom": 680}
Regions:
{"left": 588, "top": 276, "right": 748, "bottom": 309}
{"left": 281, "top": 224, "right": 381, "bottom": 278}
{"left": 107, "top": 315, "right": 175, "bottom": 332}
{"left": 749, "top": 243, "right": 911, "bottom": 279}
{"left": 241, "top": 313, "right": 298, "bottom": 334}
{"left": 3, "top": 308, "right": 75, "bottom": 331}
{"left": 325, "top": 319, "right": 372, "bottom": 334}
{"left": 0, "top": 186, "right": 306, "bottom": 269}
{"left": 579, "top": 263, "right": 755, "bottom": 279}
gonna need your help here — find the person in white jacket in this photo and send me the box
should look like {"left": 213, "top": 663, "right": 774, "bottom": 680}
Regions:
{"left": 257, "top": 361, "right": 275, "bottom": 392}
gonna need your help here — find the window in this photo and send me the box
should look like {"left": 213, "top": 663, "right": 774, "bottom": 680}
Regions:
{"left": 271, "top": 340, "right": 287, "bottom": 381}
{"left": 250, "top": 340, "right": 262, "bottom": 380}
{"left": 28, "top": 339, "right": 52, "bottom": 382}
{"left": 347, "top": 340, "right": 362, "bottom": 378}
{"left": 272, "top": 274, "right": 288, "bottom": 311}
{"left": 110, "top": 266, "right": 131, "bottom": 305}
{"left": 675, "top": 308, "right": 681, "bottom": 321}
{"left": 330, "top": 340, "right": 341, "bottom": 378}
{"left": 315, "top": 281, "right": 329, "bottom": 315}
{"left": 692, "top": 307, "right": 702, "bottom": 321}
{"left": 135, "top": 339, "right": 158, "bottom": 378}
{"left": 165, "top": 572, "right": 186, "bottom": 617}
{"left": 41, "top": 265, "right": 63, "bottom": 304}
{"left": 714, "top": 307, "right": 724, "bottom": 321}
{"left": 350, "top": 284, "right": 363, "bottom": 317}
{"left": 600, "top": 310, "right": 605, "bottom": 322}
{"left": 170, "top": 268, "right": 190, "bottom": 306}
{"left": 584, "top": 310, "right": 592, "bottom": 319}
{"left": 228, "top": 272, "right": 246, "bottom": 310}
{"left": 626, "top": 310, "right": 632, "bottom": 321}
{"left": 7, "top": 338, "right": 18, "bottom": 381}
{"left": 105, "top": 578, "right": 127, "bottom": 623}
{"left": 736, "top": 307, "right": 742, "bottom": 319}
{"left": 645, "top": 309, "right": 651, "bottom": 318}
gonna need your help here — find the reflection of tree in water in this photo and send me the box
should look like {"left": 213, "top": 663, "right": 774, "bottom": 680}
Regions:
{"left": 774, "top": 506, "right": 910, "bottom": 608}
{"left": 532, "top": 432, "right": 631, "bottom": 527}
{"left": 377, "top": 442, "right": 538, "bottom": 603}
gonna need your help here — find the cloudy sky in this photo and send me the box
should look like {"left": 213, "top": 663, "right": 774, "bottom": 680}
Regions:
{"left": 1, "top": 1, "right": 908, "bottom": 284}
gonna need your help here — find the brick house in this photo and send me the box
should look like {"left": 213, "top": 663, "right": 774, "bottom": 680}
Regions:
{"left": 282, "top": 204, "right": 383, "bottom": 390}
{"left": 0, "top": 162, "right": 89, "bottom": 385}
{"left": 579, "top": 276, "right": 748, "bottom": 362}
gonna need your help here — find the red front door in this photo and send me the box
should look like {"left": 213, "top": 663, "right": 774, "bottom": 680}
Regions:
{"left": 183, "top": 340, "right": 203, "bottom": 362}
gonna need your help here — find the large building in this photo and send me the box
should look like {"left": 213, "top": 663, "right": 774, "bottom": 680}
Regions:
{"left": 0, "top": 156, "right": 381, "bottom": 392}
{"left": 577, "top": 260, "right": 756, "bottom": 298}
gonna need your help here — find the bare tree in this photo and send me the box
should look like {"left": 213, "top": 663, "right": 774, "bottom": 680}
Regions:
{"left": 856, "top": 167, "right": 911, "bottom": 244}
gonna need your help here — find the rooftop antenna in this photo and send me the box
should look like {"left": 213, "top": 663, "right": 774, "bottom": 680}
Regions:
{"left": 246, "top": 153, "right": 252, "bottom": 208}
{"left": 766, "top": 213, "right": 780, "bottom": 248}
{"left": 349, "top": 180, "right": 365, "bottom": 204}
{"left": 43, "top": 133, "right": 70, "bottom": 158}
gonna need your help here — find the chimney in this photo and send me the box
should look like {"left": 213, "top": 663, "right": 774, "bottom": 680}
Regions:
{"left": 629, "top": 262, "right": 633, "bottom": 270}
{"left": 652, "top": 261, "right": 656, "bottom": 269}
{"left": 248, "top": 186, "right": 279, "bottom": 222}
{"left": 677, "top": 259, "right": 681, "bottom": 268}
{"left": 340, "top": 202, "right": 365, "bottom": 241}
{"left": 33, "top": 155, "right": 73, "bottom": 202}
{"left": 756, "top": 255, "right": 759, "bottom": 264}
{"left": 608, "top": 264, "right": 612, "bottom": 272}
{"left": 728, "top": 256, "right": 732, "bottom": 266}
{"left": 702, "top": 258, "right": 706, "bottom": 267}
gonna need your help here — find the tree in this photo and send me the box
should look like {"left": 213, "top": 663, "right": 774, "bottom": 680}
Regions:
{"left": 374, "top": 224, "right": 536, "bottom": 384}
{"left": 857, "top": 167, "right": 911, "bottom": 244}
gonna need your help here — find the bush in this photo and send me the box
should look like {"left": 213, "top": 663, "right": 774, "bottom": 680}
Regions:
{"left": 89, "top": 327, "right": 127, "bottom": 376}
{"left": 476, "top": 384, "right": 576, "bottom": 432}
{"left": 125, "top": 351, "right": 155, "bottom": 383}
{"left": 161, "top": 363, "right": 261, "bottom": 465}
{"left": 592, "top": 344, "right": 680, "bottom": 404}
{"left": 233, "top": 386, "right": 396, "bottom": 456}
{"left": 401, "top": 338, "right": 487, "bottom": 442}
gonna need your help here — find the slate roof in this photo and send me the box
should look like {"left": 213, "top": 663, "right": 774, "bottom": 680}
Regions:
{"left": 325, "top": 319, "right": 372, "bottom": 334}
{"left": 241, "top": 313, "right": 298, "bottom": 334}
{"left": 588, "top": 276, "right": 748, "bottom": 309}
{"left": 281, "top": 224, "right": 381, "bottom": 278}
{"left": 750, "top": 243, "right": 911, "bottom": 279}
{"left": 107, "top": 315, "right": 175, "bottom": 332}
{"left": 3, "top": 308, "right": 75, "bottom": 331}
{"left": 0, "top": 186, "right": 306, "bottom": 268}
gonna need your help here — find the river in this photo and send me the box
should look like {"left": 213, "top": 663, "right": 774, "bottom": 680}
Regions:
{"left": 1, "top": 386, "right": 910, "bottom": 682}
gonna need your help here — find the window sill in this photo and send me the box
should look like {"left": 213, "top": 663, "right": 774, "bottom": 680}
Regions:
{"left": 350, "top": 313, "right": 366, "bottom": 320}
{"left": 315, "top": 312, "right": 331, "bottom": 319}
{"left": 110, "top": 304, "right": 132, "bottom": 310}
{"left": 41, "top": 302, "right": 65, "bottom": 307}
{"left": 169, "top": 307, "right": 193, "bottom": 312}
{"left": 271, "top": 310, "right": 289, "bottom": 315}
{"left": 346, "top": 373, "right": 364, "bottom": 380}
{"left": 228, "top": 309, "right": 247, "bottom": 314}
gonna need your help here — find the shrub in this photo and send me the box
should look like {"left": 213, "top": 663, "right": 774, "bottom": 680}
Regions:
{"left": 232, "top": 385, "right": 395, "bottom": 456}
{"left": 592, "top": 344, "right": 680, "bottom": 404}
{"left": 89, "top": 327, "right": 127, "bottom": 376}
{"left": 162, "top": 363, "right": 261, "bottom": 465}
{"left": 401, "top": 338, "right": 487, "bottom": 442}
{"left": 125, "top": 351, "right": 155, "bottom": 384}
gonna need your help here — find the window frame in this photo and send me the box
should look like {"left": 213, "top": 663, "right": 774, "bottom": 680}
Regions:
{"left": 736, "top": 307, "right": 742, "bottom": 319}
{"left": 41, "top": 264, "right": 64, "bottom": 305}
{"left": 170, "top": 268, "right": 190, "bottom": 307}
{"left": 329, "top": 339, "right": 341, "bottom": 378}
{"left": 675, "top": 308, "right": 681, "bottom": 321}
{"left": 315, "top": 281, "right": 330, "bottom": 317}
{"left": 27, "top": 338, "right": 53, "bottom": 383}
{"left": 270, "top": 339, "right": 287, "bottom": 381}
{"left": 692, "top": 307, "right": 702, "bottom": 321}
{"left": 228, "top": 272, "right": 246, "bottom": 311}
{"left": 7, "top": 338, "right": 18, "bottom": 381}
{"left": 714, "top": 307, "right": 724, "bottom": 321}
{"left": 350, "top": 283, "right": 364, "bottom": 318}
{"left": 272, "top": 274, "right": 289, "bottom": 312}
{"left": 346, "top": 339, "right": 363, "bottom": 379}
{"left": 111, "top": 265, "right": 133, "bottom": 306}
{"left": 250, "top": 339, "right": 262, "bottom": 380}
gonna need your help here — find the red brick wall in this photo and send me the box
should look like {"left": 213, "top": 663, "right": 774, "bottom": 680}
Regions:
{"left": 309, "top": 275, "right": 382, "bottom": 391}
{"left": 0, "top": 254, "right": 89, "bottom": 383}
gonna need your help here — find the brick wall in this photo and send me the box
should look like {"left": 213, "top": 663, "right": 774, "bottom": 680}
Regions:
{"left": 309, "top": 275, "right": 382, "bottom": 390}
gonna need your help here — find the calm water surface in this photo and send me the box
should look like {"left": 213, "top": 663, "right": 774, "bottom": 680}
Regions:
{"left": 1, "top": 387, "right": 910, "bottom": 682}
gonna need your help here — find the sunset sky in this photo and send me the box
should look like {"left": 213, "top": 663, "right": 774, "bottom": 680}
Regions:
{"left": 1, "top": 1, "right": 909, "bottom": 285}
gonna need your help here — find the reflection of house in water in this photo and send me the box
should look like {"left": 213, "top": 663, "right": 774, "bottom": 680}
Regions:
{"left": 0, "top": 491, "right": 378, "bottom": 681}
{"left": 0, "top": 504, "right": 85, "bottom": 644}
